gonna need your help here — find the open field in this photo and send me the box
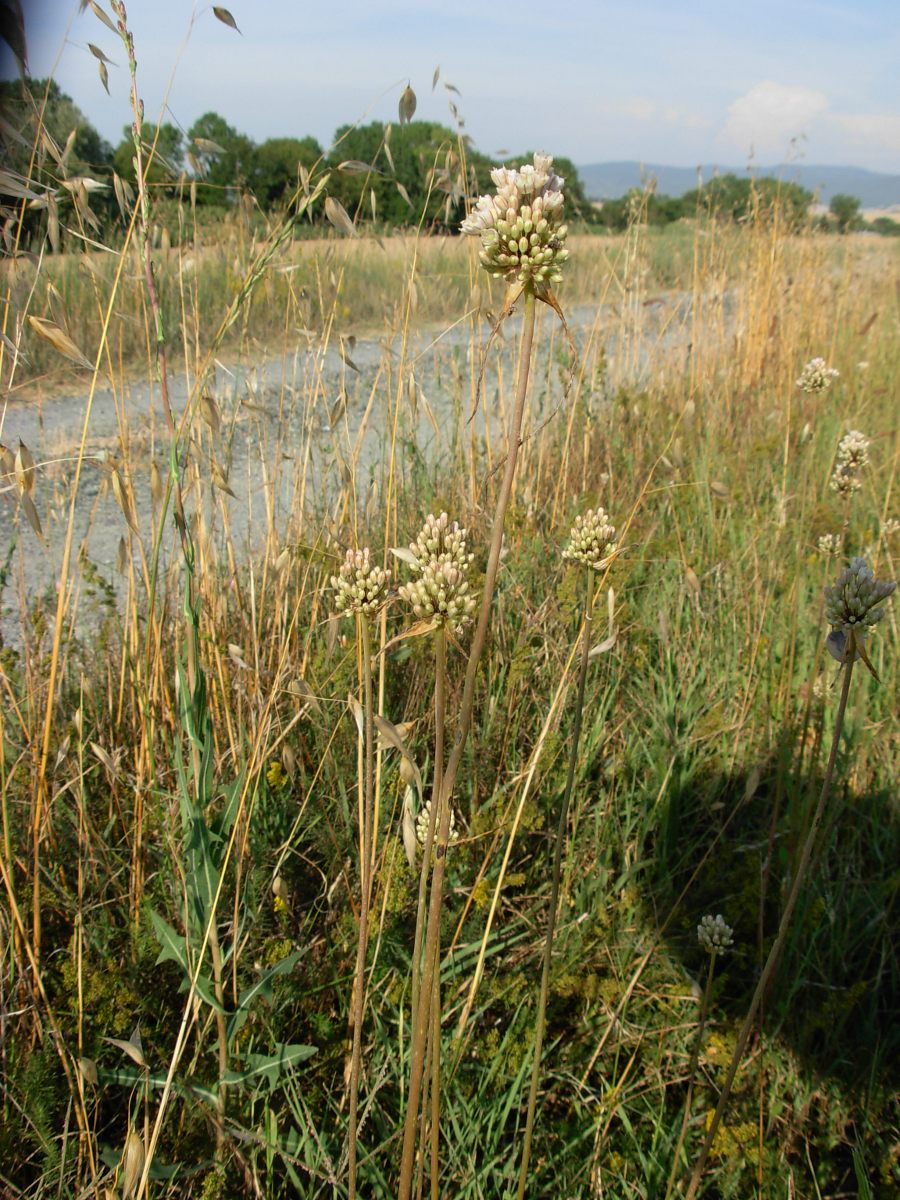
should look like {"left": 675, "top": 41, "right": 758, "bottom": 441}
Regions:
{"left": 1, "top": 160, "right": 899, "bottom": 1200}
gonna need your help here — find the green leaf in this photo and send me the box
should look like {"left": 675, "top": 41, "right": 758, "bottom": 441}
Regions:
{"left": 222, "top": 1042, "right": 316, "bottom": 1093}
{"left": 150, "top": 909, "right": 189, "bottom": 974}
{"left": 227, "top": 950, "right": 302, "bottom": 1042}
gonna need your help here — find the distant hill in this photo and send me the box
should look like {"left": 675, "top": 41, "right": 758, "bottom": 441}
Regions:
{"left": 577, "top": 162, "right": 900, "bottom": 208}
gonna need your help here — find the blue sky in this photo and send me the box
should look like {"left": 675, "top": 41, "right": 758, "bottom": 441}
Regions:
{"left": 4, "top": 0, "right": 899, "bottom": 171}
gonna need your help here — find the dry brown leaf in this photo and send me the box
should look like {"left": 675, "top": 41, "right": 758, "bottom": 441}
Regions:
{"left": 395, "top": 180, "right": 412, "bottom": 208}
{"left": 87, "top": 41, "right": 114, "bottom": 63}
{"left": 21, "top": 493, "right": 43, "bottom": 540}
{"left": 398, "top": 84, "right": 416, "bottom": 125}
{"left": 27, "top": 315, "right": 93, "bottom": 369}
{"left": 212, "top": 5, "right": 241, "bottom": 32}
{"left": 14, "top": 439, "right": 35, "bottom": 494}
{"left": 199, "top": 392, "right": 221, "bottom": 434}
{"left": 111, "top": 467, "right": 138, "bottom": 533}
{"left": 87, "top": 0, "right": 118, "bottom": 35}
{"left": 324, "top": 195, "right": 358, "bottom": 239}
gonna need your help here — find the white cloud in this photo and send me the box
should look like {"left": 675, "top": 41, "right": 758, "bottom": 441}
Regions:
{"left": 720, "top": 81, "right": 829, "bottom": 158}
{"left": 832, "top": 113, "right": 900, "bottom": 156}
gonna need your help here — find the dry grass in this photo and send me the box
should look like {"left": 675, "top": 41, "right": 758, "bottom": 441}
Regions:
{"left": 1, "top": 137, "right": 899, "bottom": 1199}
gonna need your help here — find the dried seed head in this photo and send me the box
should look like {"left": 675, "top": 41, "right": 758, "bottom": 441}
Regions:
{"left": 563, "top": 508, "right": 617, "bottom": 571}
{"left": 697, "top": 913, "right": 734, "bottom": 954}
{"left": 796, "top": 357, "right": 839, "bottom": 394}
{"left": 331, "top": 546, "right": 390, "bottom": 617}
{"left": 461, "top": 153, "right": 569, "bottom": 294}
{"left": 830, "top": 430, "right": 870, "bottom": 498}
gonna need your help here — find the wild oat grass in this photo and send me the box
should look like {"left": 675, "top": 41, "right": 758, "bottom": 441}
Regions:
{"left": 1, "top": 35, "right": 899, "bottom": 1200}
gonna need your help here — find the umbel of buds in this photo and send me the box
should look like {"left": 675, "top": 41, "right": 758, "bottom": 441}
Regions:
{"left": 796, "top": 357, "right": 839, "bottom": 394}
{"left": 562, "top": 508, "right": 617, "bottom": 571}
{"left": 830, "top": 429, "right": 870, "bottom": 498}
{"left": 461, "top": 153, "right": 569, "bottom": 294}
{"left": 331, "top": 547, "right": 390, "bottom": 617}
{"left": 823, "top": 557, "right": 896, "bottom": 660}
{"left": 416, "top": 798, "right": 459, "bottom": 847}
{"left": 399, "top": 513, "right": 477, "bottom": 627}
{"left": 697, "top": 913, "right": 734, "bottom": 954}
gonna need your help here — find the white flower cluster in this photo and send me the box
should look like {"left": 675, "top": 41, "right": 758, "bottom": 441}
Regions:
{"left": 796, "top": 357, "right": 840, "bottom": 394}
{"left": 816, "top": 533, "right": 842, "bottom": 557}
{"left": 562, "top": 508, "right": 617, "bottom": 571}
{"left": 830, "top": 429, "right": 870, "bottom": 497}
{"left": 399, "top": 512, "right": 477, "bottom": 627}
{"left": 331, "top": 547, "right": 390, "bottom": 617}
{"left": 882, "top": 517, "right": 900, "bottom": 540}
{"left": 824, "top": 556, "right": 896, "bottom": 640}
{"left": 697, "top": 913, "right": 734, "bottom": 954}
{"left": 461, "top": 153, "right": 569, "bottom": 293}
{"left": 415, "top": 798, "right": 459, "bottom": 848}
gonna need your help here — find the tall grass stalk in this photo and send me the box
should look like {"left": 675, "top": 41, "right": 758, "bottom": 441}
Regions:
{"left": 517, "top": 564, "right": 595, "bottom": 1199}
{"left": 397, "top": 287, "right": 538, "bottom": 1200}
{"left": 347, "top": 612, "right": 376, "bottom": 1200}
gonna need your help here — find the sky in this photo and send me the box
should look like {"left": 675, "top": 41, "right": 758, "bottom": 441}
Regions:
{"left": 3, "top": 0, "right": 899, "bottom": 173}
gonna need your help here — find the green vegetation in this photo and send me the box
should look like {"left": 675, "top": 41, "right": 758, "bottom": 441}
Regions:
{"left": 1, "top": 18, "right": 899, "bottom": 1200}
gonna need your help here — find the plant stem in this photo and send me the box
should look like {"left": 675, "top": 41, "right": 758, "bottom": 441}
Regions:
{"left": 517, "top": 565, "right": 594, "bottom": 1200}
{"left": 684, "top": 654, "right": 855, "bottom": 1200}
{"left": 397, "top": 286, "right": 538, "bottom": 1200}
{"left": 348, "top": 616, "right": 375, "bottom": 1200}
{"left": 664, "top": 950, "right": 717, "bottom": 1200}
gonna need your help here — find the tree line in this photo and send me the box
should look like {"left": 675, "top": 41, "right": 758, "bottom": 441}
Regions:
{"left": 2, "top": 78, "right": 896, "bottom": 247}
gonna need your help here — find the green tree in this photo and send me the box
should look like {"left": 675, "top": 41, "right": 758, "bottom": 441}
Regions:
{"left": 187, "top": 111, "right": 255, "bottom": 202}
{"left": 829, "top": 192, "right": 862, "bottom": 233}
{"left": 0, "top": 77, "right": 112, "bottom": 177}
{"left": 248, "top": 136, "right": 323, "bottom": 207}
{"left": 329, "top": 120, "right": 470, "bottom": 228}
{"left": 111, "top": 122, "right": 183, "bottom": 188}
{"left": 0, "top": 77, "right": 113, "bottom": 243}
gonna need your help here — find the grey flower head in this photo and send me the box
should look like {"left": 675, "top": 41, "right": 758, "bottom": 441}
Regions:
{"left": 562, "top": 508, "right": 617, "bottom": 571}
{"left": 331, "top": 547, "right": 390, "bottom": 617}
{"left": 697, "top": 913, "right": 734, "bottom": 955}
{"left": 823, "top": 556, "right": 896, "bottom": 662}
{"left": 399, "top": 513, "right": 477, "bottom": 628}
{"left": 461, "top": 153, "right": 569, "bottom": 294}
{"left": 796, "top": 357, "right": 839, "bottom": 394}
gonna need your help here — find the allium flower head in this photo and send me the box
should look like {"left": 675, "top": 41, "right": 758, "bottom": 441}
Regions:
{"left": 830, "top": 430, "right": 870, "bottom": 498}
{"left": 824, "top": 556, "right": 896, "bottom": 645}
{"left": 416, "top": 799, "right": 459, "bottom": 848}
{"left": 461, "top": 153, "right": 569, "bottom": 294}
{"left": 796, "top": 357, "right": 839, "bottom": 394}
{"left": 408, "top": 511, "right": 474, "bottom": 574}
{"left": 816, "top": 533, "right": 842, "bottom": 557}
{"left": 562, "top": 508, "right": 617, "bottom": 571}
{"left": 399, "top": 513, "right": 477, "bottom": 628}
{"left": 697, "top": 913, "right": 734, "bottom": 954}
{"left": 331, "top": 547, "right": 390, "bottom": 617}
